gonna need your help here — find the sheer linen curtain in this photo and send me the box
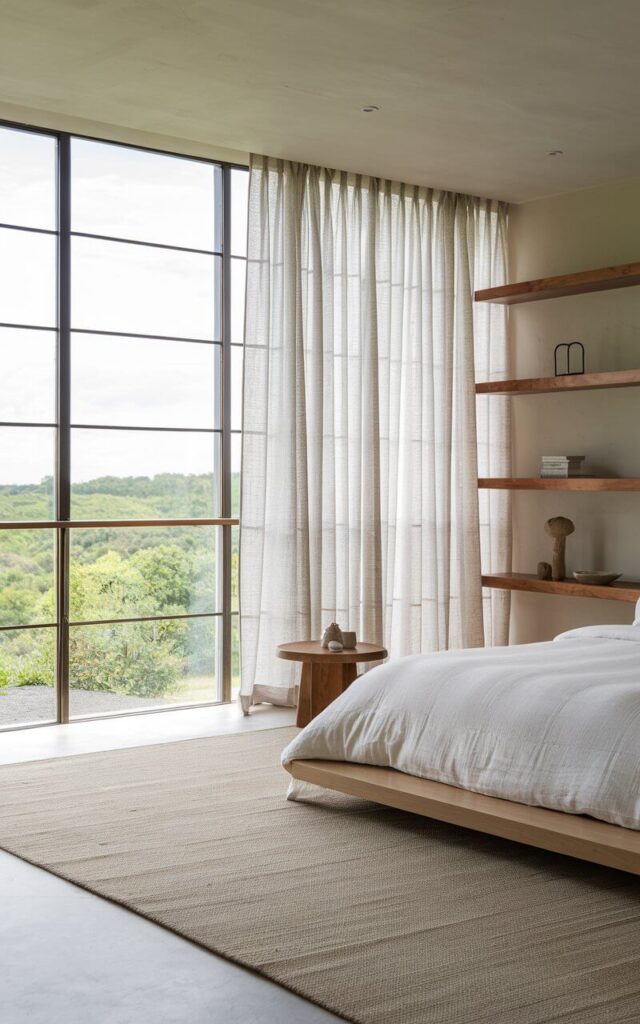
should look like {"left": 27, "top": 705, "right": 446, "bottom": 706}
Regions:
{"left": 240, "top": 155, "right": 509, "bottom": 711}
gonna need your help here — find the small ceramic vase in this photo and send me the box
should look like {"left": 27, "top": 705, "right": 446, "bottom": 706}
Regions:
{"left": 321, "top": 622, "right": 343, "bottom": 648}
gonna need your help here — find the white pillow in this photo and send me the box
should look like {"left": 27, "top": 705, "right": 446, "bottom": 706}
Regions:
{"left": 555, "top": 624, "right": 640, "bottom": 642}
{"left": 635, "top": 597, "right": 640, "bottom": 626}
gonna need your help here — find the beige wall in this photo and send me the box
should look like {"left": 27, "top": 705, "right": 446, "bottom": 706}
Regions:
{"left": 506, "top": 177, "right": 640, "bottom": 642}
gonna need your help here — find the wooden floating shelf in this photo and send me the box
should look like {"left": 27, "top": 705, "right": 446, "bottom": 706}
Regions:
{"left": 476, "top": 260, "right": 640, "bottom": 606}
{"left": 478, "top": 478, "right": 640, "bottom": 491}
{"left": 482, "top": 573, "right": 640, "bottom": 603}
{"left": 476, "top": 368, "right": 640, "bottom": 395}
{"left": 474, "top": 260, "right": 640, "bottom": 305}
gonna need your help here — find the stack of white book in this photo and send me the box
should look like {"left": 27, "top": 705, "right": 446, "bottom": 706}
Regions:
{"left": 540, "top": 455, "right": 586, "bottom": 478}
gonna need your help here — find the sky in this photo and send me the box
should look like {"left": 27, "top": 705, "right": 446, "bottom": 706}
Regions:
{"left": 0, "top": 126, "right": 247, "bottom": 488}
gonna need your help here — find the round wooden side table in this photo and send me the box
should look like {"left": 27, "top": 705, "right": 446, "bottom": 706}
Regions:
{"left": 277, "top": 641, "right": 388, "bottom": 728}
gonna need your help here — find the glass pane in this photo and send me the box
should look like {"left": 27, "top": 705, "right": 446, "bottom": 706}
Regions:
{"left": 71, "top": 334, "right": 220, "bottom": 429}
{"left": 0, "top": 427, "right": 55, "bottom": 520}
{"left": 72, "top": 138, "right": 219, "bottom": 251}
{"left": 69, "top": 525, "right": 221, "bottom": 621}
{"left": 230, "top": 168, "right": 249, "bottom": 257}
{"left": 0, "top": 529, "right": 56, "bottom": 627}
{"left": 231, "top": 257, "right": 246, "bottom": 343}
{"left": 0, "top": 126, "right": 56, "bottom": 230}
{"left": 0, "top": 626, "right": 56, "bottom": 728}
{"left": 72, "top": 237, "right": 220, "bottom": 340}
{"left": 230, "top": 345, "right": 243, "bottom": 431}
{"left": 231, "top": 433, "right": 241, "bottom": 518}
{"left": 0, "top": 327, "right": 56, "bottom": 423}
{"left": 71, "top": 428, "right": 220, "bottom": 519}
{"left": 231, "top": 614, "right": 240, "bottom": 696}
{"left": 0, "top": 228, "right": 56, "bottom": 327}
{"left": 231, "top": 525, "right": 239, "bottom": 613}
{"left": 69, "top": 615, "right": 220, "bottom": 717}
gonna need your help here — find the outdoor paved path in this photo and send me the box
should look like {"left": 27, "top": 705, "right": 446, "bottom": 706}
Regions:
{"left": 0, "top": 685, "right": 172, "bottom": 726}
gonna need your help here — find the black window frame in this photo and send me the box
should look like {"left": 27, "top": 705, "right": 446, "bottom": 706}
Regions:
{"left": 0, "top": 118, "right": 247, "bottom": 728}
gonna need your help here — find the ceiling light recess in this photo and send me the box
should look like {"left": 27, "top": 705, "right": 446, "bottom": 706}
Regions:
{"left": 361, "top": 105, "right": 380, "bottom": 113}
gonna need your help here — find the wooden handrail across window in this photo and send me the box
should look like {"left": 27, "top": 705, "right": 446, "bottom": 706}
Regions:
{"left": 0, "top": 518, "right": 239, "bottom": 530}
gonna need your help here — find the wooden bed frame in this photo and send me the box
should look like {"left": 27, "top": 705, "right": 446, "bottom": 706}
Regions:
{"left": 286, "top": 758, "right": 640, "bottom": 875}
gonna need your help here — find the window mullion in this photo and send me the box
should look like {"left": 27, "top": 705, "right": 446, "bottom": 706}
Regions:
{"left": 56, "top": 133, "right": 71, "bottom": 724}
{"left": 221, "top": 166, "right": 232, "bottom": 703}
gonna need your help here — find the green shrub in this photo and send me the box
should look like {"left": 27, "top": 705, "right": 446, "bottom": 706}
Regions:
{"left": 69, "top": 618, "right": 185, "bottom": 697}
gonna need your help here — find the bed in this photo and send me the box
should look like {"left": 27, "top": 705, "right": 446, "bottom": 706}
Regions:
{"left": 282, "top": 619, "right": 640, "bottom": 875}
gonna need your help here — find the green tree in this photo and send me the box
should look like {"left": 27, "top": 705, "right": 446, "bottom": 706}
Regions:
{"left": 130, "top": 544, "right": 195, "bottom": 611}
{"left": 64, "top": 546, "right": 194, "bottom": 695}
{"left": 0, "top": 585, "right": 40, "bottom": 626}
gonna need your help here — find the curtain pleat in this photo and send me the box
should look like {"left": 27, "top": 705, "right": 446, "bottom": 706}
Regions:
{"left": 240, "top": 157, "right": 510, "bottom": 710}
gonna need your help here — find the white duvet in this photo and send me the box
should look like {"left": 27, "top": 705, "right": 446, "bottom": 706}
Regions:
{"left": 282, "top": 625, "right": 640, "bottom": 830}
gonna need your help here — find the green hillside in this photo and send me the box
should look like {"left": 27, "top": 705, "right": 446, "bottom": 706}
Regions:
{"left": 0, "top": 472, "right": 241, "bottom": 521}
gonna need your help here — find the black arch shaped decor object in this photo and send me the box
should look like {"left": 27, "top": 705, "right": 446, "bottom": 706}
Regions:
{"left": 554, "top": 341, "right": 585, "bottom": 376}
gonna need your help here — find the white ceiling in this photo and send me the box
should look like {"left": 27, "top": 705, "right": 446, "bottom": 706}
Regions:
{"left": 1, "top": 0, "right": 640, "bottom": 203}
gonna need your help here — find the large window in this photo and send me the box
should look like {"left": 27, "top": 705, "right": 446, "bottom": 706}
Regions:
{"left": 0, "top": 123, "right": 247, "bottom": 728}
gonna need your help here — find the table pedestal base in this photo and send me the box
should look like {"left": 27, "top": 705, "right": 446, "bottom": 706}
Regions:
{"left": 296, "top": 660, "right": 358, "bottom": 728}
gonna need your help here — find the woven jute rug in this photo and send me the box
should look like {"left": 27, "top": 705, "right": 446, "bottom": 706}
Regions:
{"left": 1, "top": 726, "right": 639, "bottom": 1024}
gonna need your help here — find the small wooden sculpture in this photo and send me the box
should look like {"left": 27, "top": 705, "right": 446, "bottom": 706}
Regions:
{"left": 537, "top": 561, "right": 552, "bottom": 580}
{"left": 544, "top": 517, "right": 575, "bottom": 581}
{"left": 321, "top": 622, "right": 343, "bottom": 648}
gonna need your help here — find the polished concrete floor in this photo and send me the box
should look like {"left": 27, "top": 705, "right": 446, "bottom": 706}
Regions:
{"left": 0, "top": 699, "right": 293, "bottom": 765}
{"left": 0, "top": 704, "right": 341, "bottom": 1024}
